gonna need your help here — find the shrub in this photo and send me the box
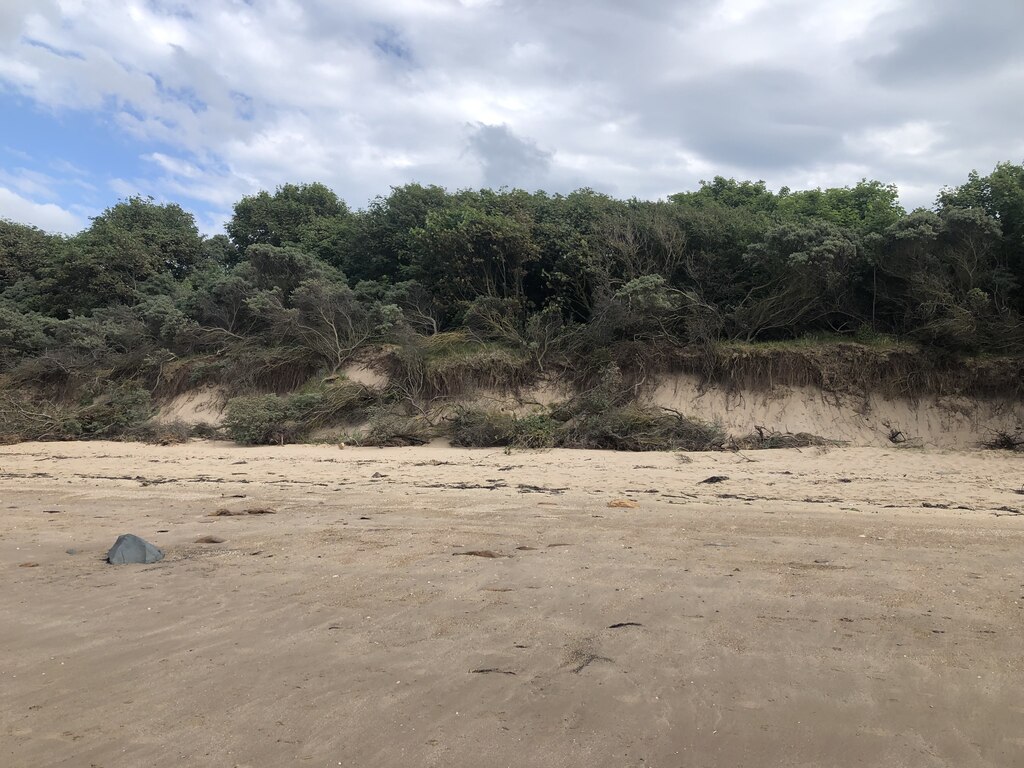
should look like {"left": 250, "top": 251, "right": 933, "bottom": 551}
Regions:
{"left": 981, "top": 427, "right": 1024, "bottom": 452}
{"left": 222, "top": 344, "right": 322, "bottom": 394}
{"left": 512, "top": 413, "right": 560, "bottom": 449}
{"left": 223, "top": 381, "right": 376, "bottom": 445}
{"left": 300, "top": 379, "right": 375, "bottom": 429}
{"left": 449, "top": 407, "right": 558, "bottom": 449}
{"left": 128, "top": 419, "right": 193, "bottom": 445}
{"left": 379, "top": 331, "right": 538, "bottom": 402}
{"left": 449, "top": 407, "right": 517, "bottom": 447}
{"left": 448, "top": 401, "right": 722, "bottom": 452}
{"left": 0, "top": 392, "right": 82, "bottom": 443}
{"left": 77, "top": 383, "right": 154, "bottom": 437}
{"left": 223, "top": 394, "right": 299, "bottom": 445}
{"left": 550, "top": 364, "right": 632, "bottom": 418}
{"left": 190, "top": 422, "right": 223, "bottom": 440}
{"left": 360, "top": 407, "right": 434, "bottom": 446}
{"left": 730, "top": 427, "right": 843, "bottom": 450}
{"left": 557, "top": 403, "right": 726, "bottom": 452}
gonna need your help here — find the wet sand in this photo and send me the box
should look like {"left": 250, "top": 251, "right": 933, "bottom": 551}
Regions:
{"left": 2, "top": 441, "right": 1023, "bottom": 767}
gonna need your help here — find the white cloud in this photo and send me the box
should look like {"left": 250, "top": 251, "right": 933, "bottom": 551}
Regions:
{"left": 0, "top": 0, "right": 1021, "bottom": 221}
{"left": 145, "top": 152, "right": 203, "bottom": 180}
{"left": 850, "top": 121, "right": 943, "bottom": 160}
{"left": 0, "top": 167, "right": 59, "bottom": 200}
{"left": 0, "top": 185, "right": 84, "bottom": 233}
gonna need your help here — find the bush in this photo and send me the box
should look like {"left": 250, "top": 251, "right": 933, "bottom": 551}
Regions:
{"left": 0, "top": 382, "right": 156, "bottom": 443}
{"left": 300, "top": 379, "right": 375, "bottom": 429}
{"left": 448, "top": 400, "right": 723, "bottom": 452}
{"left": 730, "top": 427, "right": 843, "bottom": 450}
{"left": 221, "top": 344, "right": 323, "bottom": 395}
{"left": 223, "top": 394, "right": 300, "bottom": 445}
{"left": 449, "top": 407, "right": 517, "bottom": 447}
{"left": 449, "top": 407, "right": 558, "bottom": 449}
{"left": 190, "top": 422, "right": 223, "bottom": 440}
{"left": 127, "top": 419, "right": 193, "bottom": 445}
{"left": 981, "top": 427, "right": 1024, "bottom": 452}
{"left": 512, "top": 413, "right": 560, "bottom": 449}
{"left": 77, "top": 383, "right": 154, "bottom": 437}
{"left": 0, "top": 303, "right": 55, "bottom": 369}
{"left": 550, "top": 364, "right": 632, "bottom": 418}
{"left": 557, "top": 403, "right": 726, "bottom": 452}
{"left": 379, "top": 331, "right": 538, "bottom": 402}
{"left": 359, "top": 407, "right": 434, "bottom": 446}
{"left": 223, "top": 381, "right": 376, "bottom": 445}
{"left": 0, "top": 392, "right": 82, "bottom": 443}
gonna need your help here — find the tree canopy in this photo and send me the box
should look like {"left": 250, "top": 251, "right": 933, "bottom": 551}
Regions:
{"left": 1, "top": 163, "right": 1022, "bottom": 387}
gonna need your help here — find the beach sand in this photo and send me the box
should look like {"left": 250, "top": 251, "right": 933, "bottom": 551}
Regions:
{"left": 2, "top": 441, "right": 1022, "bottom": 767}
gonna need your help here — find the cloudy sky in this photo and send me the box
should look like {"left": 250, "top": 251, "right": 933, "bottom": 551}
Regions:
{"left": 1, "top": 0, "right": 1022, "bottom": 234}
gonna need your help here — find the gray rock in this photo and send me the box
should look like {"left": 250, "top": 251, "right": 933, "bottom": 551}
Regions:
{"left": 106, "top": 534, "right": 164, "bottom": 564}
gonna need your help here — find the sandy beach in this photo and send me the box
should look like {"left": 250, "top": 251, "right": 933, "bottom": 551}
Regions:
{"left": 2, "top": 441, "right": 1022, "bottom": 767}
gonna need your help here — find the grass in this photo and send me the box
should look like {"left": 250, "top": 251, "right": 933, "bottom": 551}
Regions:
{"left": 375, "top": 332, "right": 538, "bottom": 402}
{"left": 715, "top": 330, "right": 910, "bottom": 352}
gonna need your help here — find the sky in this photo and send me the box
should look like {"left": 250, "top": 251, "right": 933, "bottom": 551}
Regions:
{"left": 1, "top": 0, "right": 1022, "bottom": 235}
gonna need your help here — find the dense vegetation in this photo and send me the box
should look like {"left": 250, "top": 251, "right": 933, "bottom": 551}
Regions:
{"left": 2, "top": 162, "right": 1023, "bottom": 445}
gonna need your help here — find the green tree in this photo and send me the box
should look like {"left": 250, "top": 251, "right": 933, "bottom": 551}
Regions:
{"left": 733, "top": 220, "right": 864, "bottom": 340}
{"left": 777, "top": 180, "right": 905, "bottom": 234}
{"left": 343, "top": 183, "right": 451, "bottom": 283}
{"left": 671, "top": 177, "right": 778, "bottom": 213}
{"left": 874, "top": 208, "right": 1019, "bottom": 350}
{"left": 409, "top": 199, "right": 540, "bottom": 309}
{"left": 227, "top": 182, "right": 348, "bottom": 249}
{"left": 938, "top": 162, "right": 1024, "bottom": 310}
{"left": 42, "top": 197, "right": 203, "bottom": 316}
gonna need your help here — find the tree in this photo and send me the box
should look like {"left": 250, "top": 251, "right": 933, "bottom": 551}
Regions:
{"left": 669, "top": 191, "right": 775, "bottom": 319}
{"left": 873, "top": 208, "right": 1018, "bottom": 350}
{"left": 938, "top": 162, "right": 1024, "bottom": 311}
{"left": 0, "top": 220, "right": 59, "bottom": 288}
{"left": 200, "top": 234, "right": 241, "bottom": 267}
{"left": 227, "top": 182, "right": 348, "bottom": 249}
{"left": 287, "top": 278, "right": 374, "bottom": 372}
{"left": 0, "top": 221, "right": 63, "bottom": 315}
{"left": 593, "top": 202, "right": 688, "bottom": 286}
{"left": 42, "top": 197, "right": 203, "bottom": 316}
{"left": 343, "top": 183, "right": 451, "bottom": 282}
{"left": 733, "top": 220, "right": 864, "bottom": 340}
{"left": 671, "top": 177, "right": 777, "bottom": 213}
{"left": 409, "top": 200, "right": 540, "bottom": 309}
{"left": 87, "top": 195, "right": 203, "bottom": 277}
{"left": 777, "top": 180, "right": 905, "bottom": 234}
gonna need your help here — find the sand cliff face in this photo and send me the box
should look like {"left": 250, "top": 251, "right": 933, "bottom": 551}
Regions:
{"left": 154, "top": 386, "right": 225, "bottom": 425}
{"left": 156, "top": 365, "right": 1023, "bottom": 450}
{"left": 650, "top": 375, "right": 1023, "bottom": 449}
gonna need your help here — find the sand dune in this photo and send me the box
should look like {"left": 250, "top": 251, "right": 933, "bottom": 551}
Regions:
{"left": 2, "top": 441, "right": 1023, "bottom": 767}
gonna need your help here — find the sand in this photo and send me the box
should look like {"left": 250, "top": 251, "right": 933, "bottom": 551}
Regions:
{"left": 153, "top": 376, "right": 1024, "bottom": 450}
{"left": 1, "top": 441, "right": 1022, "bottom": 767}
{"left": 652, "top": 375, "right": 1024, "bottom": 449}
